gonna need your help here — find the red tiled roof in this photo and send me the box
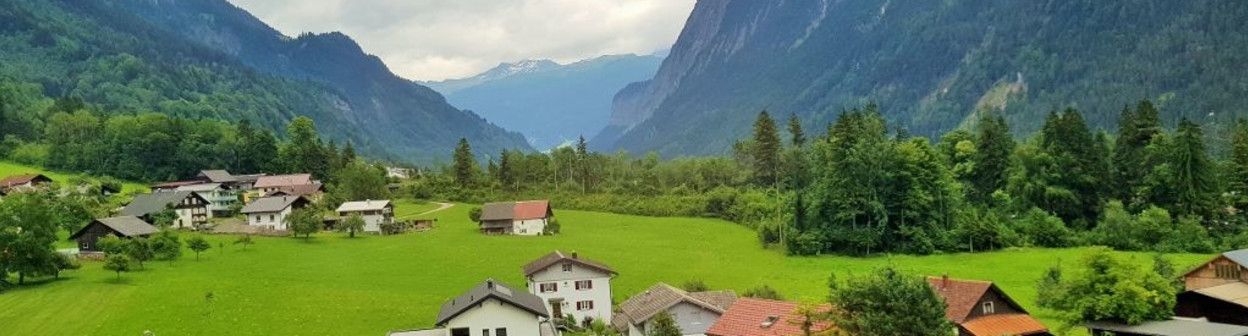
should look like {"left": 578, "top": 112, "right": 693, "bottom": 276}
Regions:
{"left": 705, "top": 298, "right": 833, "bottom": 336}
{"left": 512, "top": 200, "right": 551, "bottom": 220}
{"left": 926, "top": 276, "right": 994, "bottom": 323}
{"left": 960, "top": 314, "right": 1049, "bottom": 336}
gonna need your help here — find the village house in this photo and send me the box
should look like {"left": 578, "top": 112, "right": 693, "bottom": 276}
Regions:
{"left": 704, "top": 298, "right": 834, "bottom": 336}
{"left": 523, "top": 251, "right": 616, "bottom": 325}
{"left": 1086, "top": 319, "right": 1248, "bottom": 336}
{"left": 613, "top": 283, "right": 737, "bottom": 336}
{"left": 387, "top": 279, "right": 559, "bottom": 336}
{"left": 479, "top": 200, "right": 552, "bottom": 235}
{"left": 121, "top": 191, "right": 211, "bottom": 229}
{"left": 263, "top": 182, "right": 324, "bottom": 202}
{"left": 336, "top": 200, "right": 394, "bottom": 233}
{"left": 68, "top": 216, "right": 158, "bottom": 252}
{"left": 0, "top": 173, "right": 53, "bottom": 196}
{"left": 241, "top": 196, "right": 310, "bottom": 231}
{"left": 176, "top": 183, "right": 236, "bottom": 216}
{"left": 1176, "top": 248, "right": 1248, "bottom": 326}
{"left": 252, "top": 174, "right": 314, "bottom": 198}
{"left": 926, "top": 275, "right": 1052, "bottom": 336}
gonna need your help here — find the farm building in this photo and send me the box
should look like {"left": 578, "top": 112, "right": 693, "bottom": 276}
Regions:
{"left": 479, "top": 200, "right": 552, "bottom": 235}
{"left": 262, "top": 182, "right": 324, "bottom": 202}
{"left": 122, "top": 191, "right": 211, "bottom": 229}
{"left": 613, "top": 283, "right": 737, "bottom": 336}
{"left": 705, "top": 298, "right": 834, "bottom": 336}
{"left": 253, "top": 174, "right": 314, "bottom": 195}
{"left": 1086, "top": 319, "right": 1248, "bottom": 336}
{"left": 1176, "top": 248, "right": 1248, "bottom": 326}
{"left": 68, "top": 216, "right": 158, "bottom": 252}
{"left": 387, "top": 279, "right": 558, "bottom": 336}
{"left": 0, "top": 173, "right": 53, "bottom": 195}
{"left": 336, "top": 200, "right": 394, "bottom": 233}
{"left": 524, "top": 250, "right": 617, "bottom": 325}
{"left": 926, "top": 276, "right": 1051, "bottom": 336}
{"left": 241, "top": 196, "right": 310, "bottom": 231}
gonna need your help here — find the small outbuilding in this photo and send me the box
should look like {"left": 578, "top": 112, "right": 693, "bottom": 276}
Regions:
{"left": 479, "top": 200, "right": 552, "bottom": 235}
{"left": 0, "top": 173, "right": 53, "bottom": 195}
{"left": 68, "top": 216, "right": 159, "bottom": 252}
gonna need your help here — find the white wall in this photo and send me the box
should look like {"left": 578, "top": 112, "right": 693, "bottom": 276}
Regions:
{"left": 444, "top": 298, "right": 543, "bottom": 336}
{"left": 247, "top": 206, "right": 293, "bottom": 230}
{"left": 512, "top": 218, "right": 547, "bottom": 236}
{"left": 629, "top": 302, "right": 720, "bottom": 336}
{"left": 528, "top": 261, "right": 613, "bottom": 324}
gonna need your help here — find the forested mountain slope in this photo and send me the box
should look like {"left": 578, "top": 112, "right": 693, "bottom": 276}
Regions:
{"left": 595, "top": 0, "right": 1248, "bottom": 156}
{"left": 425, "top": 55, "right": 663, "bottom": 150}
{"left": 0, "top": 0, "right": 530, "bottom": 163}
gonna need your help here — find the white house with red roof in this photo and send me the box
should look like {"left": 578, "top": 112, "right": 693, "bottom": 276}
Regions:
{"left": 524, "top": 250, "right": 617, "bottom": 326}
{"left": 479, "top": 200, "right": 553, "bottom": 236}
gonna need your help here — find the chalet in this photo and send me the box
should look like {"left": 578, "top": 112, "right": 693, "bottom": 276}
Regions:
{"left": 1086, "top": 319, "right": 1248, "bottom": 336}
{"left": 0, "top": 173, "right": 53, "bottom": 195}
{"left": 262, "top": 182, "right": 324, "bottom": 202}
{"left": 479, "top": 200, "right": 552, "bottom": 235}
{"left": 1176, "top": 249, "right": 1248, "bottom": 326}
{"left": 705, "top": 298, "right": 834, "bottom": 336}
{"left": 336, "top": 200, "right": 394, "bottom": 233}
{"left": 253, "top": 174, "right": 314, "bottom": 195}
{"left": 177, "top": 183, "right": 236, "bottom": 216}
{"left": 121, "top": 191, "right": 211, "bottom": 229}
{"left": 387, "top": 279, "right": 559, "bottom": 336}
{"left": 241, "top": 196, "right": 310, "bottom": 231}
{"left": 613, "top": 283, "right": 737, "bottom": 336}
{"left": 68, "top": 216, "right": 158, "bottom": 252}
{"left": 524, "top": 251, "right": 617, "bottom": 325}
{"left": 927, "top": 276, "right": 1052, "bottom": 336}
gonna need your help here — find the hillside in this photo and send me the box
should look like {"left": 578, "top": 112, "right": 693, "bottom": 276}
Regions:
{"left": 424, "top": 55, "right": 663, "bottom": 150}
{"left": 594, "top": 0, "right": 1248, "bottom": 156}
{"left": 0, "top": 0, "right": 531, "bottom": 163}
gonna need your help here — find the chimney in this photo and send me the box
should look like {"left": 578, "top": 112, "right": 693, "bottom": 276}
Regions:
{"left": 487, "top": 278, "right": 495, "bottom": 290}
{"left": 941, "top": 274, "right": 950, "bottom": 290}
{"left": 572, "top": 251, "right": 579, "bottom": 259}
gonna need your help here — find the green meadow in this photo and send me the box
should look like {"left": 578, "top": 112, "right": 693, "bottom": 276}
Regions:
{"left": 0, "top": 202, "right": 1212, "bottom": 336}
{"left": 0, "top": 161, "right": 148, "bottom": 193}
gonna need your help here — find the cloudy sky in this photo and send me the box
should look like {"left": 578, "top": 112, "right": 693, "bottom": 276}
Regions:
{"left": 228, "top": 0, "right": 696, "bottom": 81}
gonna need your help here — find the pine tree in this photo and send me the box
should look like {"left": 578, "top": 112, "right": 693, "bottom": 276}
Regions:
{"left": 1165, "top": 119, "right": 1216, "bottom": 217}
{"left": 969, "top": 111, "right": 1014, "bottom": 203}
{"left": 788, "top": 114, "right": 805, "bottom": 147}
{"left": 452, "top": 138, "right": 478, "bottom": 189}
{"left": 1112, "top": 100, "right": 1163, "bottom": 207}
{"left": 751, "top": 111, "right": 782, "bottom": 187}
{"left": 1230, "top": 120, "right": 1248, "bottom": 213}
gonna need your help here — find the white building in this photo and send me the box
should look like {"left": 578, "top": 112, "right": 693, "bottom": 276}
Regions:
{"left": 176, "top": 182, "right": 236, "bottom": 215}
{"left": 479, "top": 200, "right": 552, "bottom": 236}
{"left": 120, "top": 191, "right": 212, "bottom": 230}
{"left": 612, "top": 283, "right": 737, "bottom": 336}
{"left": 524, "top": 251, "right": 616, "bottom": 326}
{"left": 388, "top": 279, "right": 559, "bottom": 336}
{"left": 240, "top": 196, "right": 310, "bottom": 231}
{"left": 336, "top": 200, "right": 394, "bottom": 233}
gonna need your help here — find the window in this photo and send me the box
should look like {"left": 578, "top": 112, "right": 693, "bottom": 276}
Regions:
{"left": 562, "top": 264, "right": 573, "bottom": 272}
{"left": 540, "top": 283, "right": 558, "bottom": 293}
{"left": 269, "top": 215, "right": 275, "bottom": 222}
{"left": 450, "top": 328, "right": 469, "bottom": 336}
{"left": 495, "top": 328, "right": 507, "bottom": 336}
{"left": 575, "top": 280, "right": 593, "bottom": 290}
{"left": 577, "top": 300, "right": 594, "bottom": 311}
{"left": 982, "top": 301, "right": 995, "bottom": 314}
{"left": 1217, "top": 265, "right": 1243, "bottom": 280}
{"left": 255, "top": 216, "right": 261, "bottom": 222}
{"left": 482, "top": 329, "right": 489, "bottom": 336}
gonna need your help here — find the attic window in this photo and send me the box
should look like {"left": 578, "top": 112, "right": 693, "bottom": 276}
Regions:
{"left": 1217, "top": 265, "right": 1243, "bottom": 279}
{"left": 562, "top": 264, "right": 573, "bottom": 272}
{"left": 982, "top": 301, "right": 995, "bottom": 314}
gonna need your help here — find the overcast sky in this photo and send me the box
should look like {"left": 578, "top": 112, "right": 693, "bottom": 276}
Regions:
{"left": 228, "top": 0, "right": 695, "bottom": 81}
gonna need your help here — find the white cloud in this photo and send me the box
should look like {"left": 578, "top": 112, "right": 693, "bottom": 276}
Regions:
{"left": 228, "top": 0, "right": 695, "bottom": 81}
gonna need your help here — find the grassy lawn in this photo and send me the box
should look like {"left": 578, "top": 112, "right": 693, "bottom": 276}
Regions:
{"left": 0, "top": 203, "right": 1213, "bottom": 336}
{"left": 392, "top": 199, "right": 443, "bottom": 220}
{"left": 0, "top": 161, "right": 148, "bottom": 193}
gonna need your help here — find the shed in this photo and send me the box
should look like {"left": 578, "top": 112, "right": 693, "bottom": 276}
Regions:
{"left": 68, "top": 216, "right": 158, "bottom": 252}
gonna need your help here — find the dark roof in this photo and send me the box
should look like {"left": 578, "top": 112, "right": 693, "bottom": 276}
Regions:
{"left": 436, "top": 279, "right": 549, "bottom": 325}
{"left": 121, "top": 191, "right": 204, "bottom": 217}
{"left": 241, "top": 196, "right": 308, "bottom": 214}
{"left": 1225, "top": 249, "right": 1248, "bottom": 266}
{"left": 0, "top": 174, "right": 52, "bottom": 188}
{"left": 69, "top": 216, "right": 158, "bottom": 239}
{"left": 197, "top": 170, "right": 236, "bottom": 183}
{"left": 480, "top": 202, "right": 515, "bottom": 221}
{"left": 522, "top": 250, "right": 616, "bottom": 276}
{"left": 1086, "top": 320, "right": 1248, "bottom": 336}
{"left": 926, "top": 276, "right": 1028, "bottom": 323}
{"left": 150, "top": 180, "right": 204, "bottom": 189}
{"left": 480, "top": 200, "right": 552, "bottom": 221}
{"left": 613, "top": 283, "right": 736, "bottom": 331}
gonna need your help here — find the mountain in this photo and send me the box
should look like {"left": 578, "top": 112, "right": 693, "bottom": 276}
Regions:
{"left": 595, "top": 0, "right": 1248, "bottom": 157}
{"left": 0, "top": 0, "right": 531, "bottom": 163}
{"left": 424, "top": 55, "right": 663, "bottom": 150}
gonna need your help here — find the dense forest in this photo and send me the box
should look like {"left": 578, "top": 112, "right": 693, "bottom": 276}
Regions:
{"left": 416, "top": 101, "right": 1248, "bottom": 256}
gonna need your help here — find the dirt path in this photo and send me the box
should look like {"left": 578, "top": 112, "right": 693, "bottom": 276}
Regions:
{"left": 415, "top": 202, "right": 454, "bottom": 216}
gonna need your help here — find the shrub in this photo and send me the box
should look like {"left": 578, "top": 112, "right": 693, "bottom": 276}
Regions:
{"left": 1016, "top": 208, "right": 1072, "bottom": 247}
{"left": 543, "top": 218, "right": 561, "bottom": 235}
{"left": 743, "top": 285, "right": 784, "bottom": 300}
{"left": 680, "top": 279, "right": 709, "bottom": 292}
{"left": 467, "top": 207, "right": 482, "bottom": 222}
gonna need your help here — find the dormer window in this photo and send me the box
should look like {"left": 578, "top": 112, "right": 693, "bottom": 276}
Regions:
{"left": 982, "top": 301, "right": 995, "bottom": 314}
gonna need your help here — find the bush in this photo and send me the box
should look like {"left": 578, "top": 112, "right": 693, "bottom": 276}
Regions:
{"left": 1016, "top": 208, "right": 1072, "bottom": 247}
{"left": 467, "top": 207, "right": 482, "bottom": 222}
{"left": 742, "top": 285, "right": 784, "bottom": 300}
{"left": 681, "top": 279, "right": 709, "bottom": 292}
{"left": 543, "top": 218, "right": 561, "bottom": 235}
{"left": 9, "top": 142, "right": 49, "bottom": 166}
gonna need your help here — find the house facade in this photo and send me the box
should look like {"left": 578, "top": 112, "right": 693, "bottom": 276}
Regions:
{"left": 336, "top": 200, "right": 394, "bottom": 233}
{"left": 176, "top": 183, "right": 237, "bottom": 216}
{"left": 388, "top": 279, "right": 557, "bottom": 336}
{"left": 524, "top": 251, "right": 616, "bottom": 325}
{"left": 121, "top": 191, "right": 211, "bottom": 229}
{"left": 479, "top": 200, "right": 552, "bottom": 235}
{"left": 68, "top": 216, "right": 158, "bottom": 252}
{"left": 252, "top": 174, "right": 314, "bottom": 199}
{"left": 613, "top": 283, "right": 737, "bottom": 336}
{"left": 241, "top": 196, "right": 310, "bottom": 231}
{"left": 927, "top": 276, "right": 1051, "bottom": 336}
{"left": 1176, "top": 249, "right": 1248, "bottom": 326}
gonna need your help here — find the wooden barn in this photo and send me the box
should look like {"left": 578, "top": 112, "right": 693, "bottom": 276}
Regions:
{"left": 1176, "top": 248, "right": 1248, "bottom": 326}
{"left": 68, "top": 216, "right": 159, "bottom": 252}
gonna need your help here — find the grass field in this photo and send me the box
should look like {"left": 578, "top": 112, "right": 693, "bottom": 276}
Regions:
{"left": 0, "top": 202, "right": 1213, "bottom": 336}
{"left": 0, "top": 161, "right": 148, "bottom": 193}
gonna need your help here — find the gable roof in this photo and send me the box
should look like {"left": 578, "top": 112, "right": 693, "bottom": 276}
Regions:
{"left": 197, "top": 170, "right": 236, "bottom": 183}
{"left": 435, "top": 279, "right": 549, "bottom": 325}
{"left": 69, "top": 216, "right": 158, "bottom": 239}
{"left": 150, "top": 180, "right": 205, "bottom": 189}
{"left": 1086, "top": 320, "right": 1248, "bottom": 336}
{"left": 522, "top": 250, "right": 616, "bottom": 276}
{"left": 926, "top": 276, "right": 1027, "bottom": 323}
{"left": 0, "top": 174, "right": 52, "bottom": 189}
{"left": 1184, "top": 249, "right": 1248, "bottom": 277}
{"left": 480, "top": 202, "right": 515, "bottom": 221}
{"left": 177, "top": 183, "right": 223, "bottom": 192}
{"left": 960, "top": 314, "right": 1049, "bottom": 336}
{"left": 241, "top": 196, "right": 308, "bottom": 214}
{"left": 254, "top": 174, "right": 313, "bottom": 188}
{"left": 613, "top": 283, "right": 737, "bottom": 331}
{"left": 705, "top": 298, "right": 834, "bottom": 336}
{"left": 121, "top": 191, "right": 205, "bottom": 217}
{"left": 481, "top": 200, "right": 552, "bottom": 221}
{"left": 337, "top": 200, "right": 392, "bottom": 212}
{"left": 264, "top": 183, "right": 323, "bottom": 197}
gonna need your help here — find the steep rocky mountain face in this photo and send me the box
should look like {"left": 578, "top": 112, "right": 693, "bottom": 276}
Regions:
{"left": 0, "top": 0, "right": 530, "bottom": 163}
{"left": 595, "top": 0, "right": 1248, "bottom": 156}
{"left": 424, "top": 55, "right": 663, "bottom": 150}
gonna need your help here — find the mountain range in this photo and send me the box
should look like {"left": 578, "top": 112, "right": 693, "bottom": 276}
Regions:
{"left": 0, "top": 0, "right": 531, "bottom": 164}
{"left": 424, "top": 55, "right": 663, "bottom": 150}
{"left": 595, "top": 0, "right": 1248, "bottom": 156}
